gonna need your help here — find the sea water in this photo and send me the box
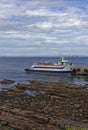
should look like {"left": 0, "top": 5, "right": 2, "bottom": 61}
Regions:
{"left": 0, "top": 56, "right": 88, "bottom": 87}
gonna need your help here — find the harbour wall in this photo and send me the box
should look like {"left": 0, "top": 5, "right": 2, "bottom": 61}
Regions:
{"left": 72, "top": 65, "right": 88, "bottom": 75}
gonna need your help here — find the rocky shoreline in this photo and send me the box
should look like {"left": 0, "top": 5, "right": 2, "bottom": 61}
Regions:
{"left": 0, "top": 79, "right": 88, "bottom": 130}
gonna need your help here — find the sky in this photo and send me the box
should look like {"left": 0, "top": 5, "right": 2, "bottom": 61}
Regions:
{"left": 0, "top": 0, "right": 88, "bottom": 56}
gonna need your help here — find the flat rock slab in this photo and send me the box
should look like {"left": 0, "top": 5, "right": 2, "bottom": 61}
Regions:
{"left": 0, "top": 79, "right": 15, "bottom": 84}
{"left": 0, "top": 80, "right": 88, "bottom": 130}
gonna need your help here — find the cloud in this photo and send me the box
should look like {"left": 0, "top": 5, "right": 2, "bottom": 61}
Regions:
{"left": 0, "top": 0, "right": 88, "bottom": 56}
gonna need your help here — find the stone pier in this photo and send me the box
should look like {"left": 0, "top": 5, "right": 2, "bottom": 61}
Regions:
{"left": 72, "top": 65, "right": 88, "bottom": 75}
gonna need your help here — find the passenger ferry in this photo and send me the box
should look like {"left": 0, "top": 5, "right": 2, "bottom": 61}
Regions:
{"left": 25, "top": 57, "right": 73, "bottom": 74}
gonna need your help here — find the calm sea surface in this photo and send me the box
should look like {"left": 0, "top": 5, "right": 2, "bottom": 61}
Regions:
{"left": 0, "top": 56, "right": 88, "bottom": 88}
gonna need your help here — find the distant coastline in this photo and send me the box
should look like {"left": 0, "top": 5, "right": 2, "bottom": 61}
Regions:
{"left": 0, "top": 55, "right": 88, "bottom": 58}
